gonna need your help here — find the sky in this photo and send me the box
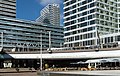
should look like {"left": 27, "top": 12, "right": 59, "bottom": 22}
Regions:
{"left": 16, "top": 0, "right": 64, "bottom": 26}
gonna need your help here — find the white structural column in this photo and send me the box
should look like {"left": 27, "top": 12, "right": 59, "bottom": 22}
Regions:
{"left": 95, "top": 63, "right": 96, "bottom": 68}
{"left": 1, "top": 32, "right": 3, "bottom": 47}
{"left": 0, "top": 32, "right": 3, "bottom": 52}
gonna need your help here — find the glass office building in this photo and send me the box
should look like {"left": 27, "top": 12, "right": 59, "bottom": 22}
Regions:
{"left": 0, "top": 0, "right": 64, "bottom": 52}
{"left": 64, "top": 0, "right": 119, "bottom": 49}
{"left": 0, "top": 17, "right": 64, "bottom": 52}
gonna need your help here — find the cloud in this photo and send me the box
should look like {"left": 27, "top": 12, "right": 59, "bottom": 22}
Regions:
{"left": 37, "top": 0, "right": 62, "bottom": 6}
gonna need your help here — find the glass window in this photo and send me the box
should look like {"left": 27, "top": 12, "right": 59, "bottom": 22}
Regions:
{"left": 82, "top": 1, "right": 87, "bottom": 5}
{"left": 90, "top": 20, "right": 95, "bottom": 25}
{"left": 87, "top": 0, "right": 92, "bottom": 3}
{"left": 81, "top": 22, "right": 87, "bottom": 27}
{"left": 82, "top": 11, "right": 87, "bottom": 16}
{"left": 90, "top": 9, "right": 95, "bottom": 13}
{"left": 88, "top": 15, "right": 92, "bottom": 19}
{"left": 90, "top": 3, "right": 95, "bottom": 7}
{"left": 83, "top": 28, "right": 87, "bottom": 32}
{"left": 65, "top": 32, "right": 70, "bottom": 36}
{"left": 81, "top": 17, "right": 85, "bottom": 21}
{"left": 71, "top": 25, "right": 76, "bottom": 30}
{"left": 80, "top": 6, "right": 87, "bottom": 11}
{"left": 117, "top": 35, "right": 120, "bottom": 41}
{"left": 75, "top": 35, "right": 79, "bottom": 40}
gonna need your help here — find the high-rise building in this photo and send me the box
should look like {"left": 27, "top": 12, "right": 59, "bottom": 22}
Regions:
{"left": 0, "top": 0, "right": 16, "bottom": 18}
{"left": 36, "top": 4, "right": 60, "bottom": 26}
{"left": 64, "top": 0, "right": 119, "bottom": 48}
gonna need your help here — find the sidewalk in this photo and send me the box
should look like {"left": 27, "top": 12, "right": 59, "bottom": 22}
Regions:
{"left": 0, "top": 72, "right": 37, "bottom": 76}
{"left": 42, "top": 70, "right": 120, "bottom": 76}
{"left": 0, "top": 68, "right": 36, "bottom": 73}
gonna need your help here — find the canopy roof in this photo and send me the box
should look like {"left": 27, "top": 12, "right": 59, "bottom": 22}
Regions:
{"left": 85, "top": 58, "right": 120, "bottom": 63}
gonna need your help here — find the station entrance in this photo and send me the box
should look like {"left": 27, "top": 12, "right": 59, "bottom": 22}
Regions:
{"left": 0, "top": 59, "right": 87, "bottom": 70}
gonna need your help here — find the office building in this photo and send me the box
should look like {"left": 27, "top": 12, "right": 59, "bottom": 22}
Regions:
{"left": 36, "top": 4, "right": 60, "bottom": 26}
{"left": 0, "top": 17, "right": 64, "bottom": 52}
{"left": 64, "top": 0, "right": 119, "bottom": 49}
{"left": 0, "top": 0, "right": 16, "bottom": 18}
{"left": 0, "top": 0, "right": 64, "bottom": 52}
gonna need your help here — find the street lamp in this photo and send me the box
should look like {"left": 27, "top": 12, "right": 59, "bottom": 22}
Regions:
{"left": 49, "top": 31, "right": 51, "bottom": 50}
{"left": 48, "top": 31, "right": 52, "bottom": 53}
{"left": 40, "top": 33, "right": 42, "bottom": 71}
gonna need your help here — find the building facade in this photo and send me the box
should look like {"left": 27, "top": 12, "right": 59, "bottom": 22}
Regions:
{"left": 64, "top": 0, "right": 119, "bottom": 49}
{"left": 36, "top": 4, "right": 60, "bottom": 26}
{"left": 0, "top": 0, "right": 64, "bottom": 52}
{"left": 0, "top": 0, "right": 16, "bottom": 18}
{"left": 0, "top": 17, "right": 64, "bottom": 52}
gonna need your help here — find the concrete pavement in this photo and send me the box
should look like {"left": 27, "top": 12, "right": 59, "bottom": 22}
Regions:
{"left": 42, "top": 70, "right": 120, "bottom": 76}
{"left": 0, "top": 72, "right": 37, "bottom": 76}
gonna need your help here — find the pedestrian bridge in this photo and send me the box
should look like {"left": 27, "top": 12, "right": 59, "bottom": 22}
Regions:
{"left": 1, "top": 50, "right": 120, "bottom": 59}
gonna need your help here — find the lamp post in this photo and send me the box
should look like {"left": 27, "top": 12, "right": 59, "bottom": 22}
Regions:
{"left": 27, "top": 43, "right": 29, "bottom": 51}
{"left": 49, "top": 31, "right": 51, "bottom": 50}
{"left": 40, "top": 33, "right": 42, "bottom": 71}
{"left": 48, "top": 31, "right": 52, "bottom": 53}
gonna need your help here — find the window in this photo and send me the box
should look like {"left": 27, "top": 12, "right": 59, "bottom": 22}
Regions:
{"left": 65, "top": 7, "right": 69, "bottom": 11}
{"left": 88, "top": 27, "right": 94, "bottom": 31}
{"left": 73, "top": 31, "right": 77, "bottom": 34}
{"left": 65, "top": 32, "right": 70, "bottom": 36}
{"left": 73, "top": 9, "right": 76, "bottom": 14}
{"left": 90, "top": 20, "right": 95, "bottom": 25}
{"left": 71, "top": 0, "right": 76, "bottom": 4}
{"left": 72, "top": 5, "right": 76, "bottom": 9}
{"left": 87, "top": 0, "right": 92, "bottom": 3}
{"left": 81, "top": 17, "right": 85, "bottom": 21}
{"left": 81, "top": 22, "right": 87, "bottom": 27}
{"left": 71, "top": 15, "right": 76, "bottom": 19}
{"left": 82, "top": 11, "right": 87, "bottom": 16}
{"left": 82, "top": 1, "right": 87, "bottom": 5}
{"left": 83, "top": 28, "right": 87, "bottom": 32}
{"left": 65, "top": 22, "right": 70, "bottom": 26}
{"left": 71, "top": 20, "right": 76, "bottom": 24}
{"left": 90, "top": 3, "right": 95, "bottom": 7}
{"left": 71, "top": 25, "right": 76, "bottom": 30}
{"left": 65, "top": 12, "right": 70, "bottom": 16}
{"left": 111, "top": 37, "right": 113, "bottom": 42}
{"left": 66, "top": 27, "right": 70, "bottom": 31}
{"left": 80, "top": 6, "right": 87, "bottom": 11}
{"left": 88, "top": 15, "right": 92, "bottom": 19}
{"left": 117, "top": 35, "right": 120, "bottom": 41}
{"left": 90, "top": 9, "right": 95, "bottom": 13}
{"left": 75, "top": 35, "right": 79, "bottom": 40}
